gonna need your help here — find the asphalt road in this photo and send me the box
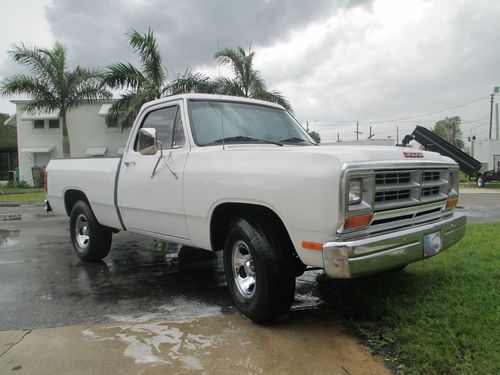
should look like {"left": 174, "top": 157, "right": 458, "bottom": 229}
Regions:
{"left": 0, "top": 191, "right": 498, "bottom": 331}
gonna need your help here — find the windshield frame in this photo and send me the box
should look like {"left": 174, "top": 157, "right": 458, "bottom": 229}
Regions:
{"left": 186, "top": 98, "right": 315, "bottom": 147}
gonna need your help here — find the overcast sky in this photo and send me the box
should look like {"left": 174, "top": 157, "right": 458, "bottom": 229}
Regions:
{"left": 1, "top": 0, "right": 499, "bottom": 143}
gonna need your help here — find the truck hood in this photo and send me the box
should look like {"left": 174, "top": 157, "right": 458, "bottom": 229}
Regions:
{"left": 223, "top": 144, "right": 456, "bottom": 165}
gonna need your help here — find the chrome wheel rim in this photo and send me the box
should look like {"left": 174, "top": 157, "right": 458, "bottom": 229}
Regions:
{"left": 75, "top": 214, "right": 90, "bottom": 249}
{"left": 232, "top": 240, "right": 256, "bottom": 299}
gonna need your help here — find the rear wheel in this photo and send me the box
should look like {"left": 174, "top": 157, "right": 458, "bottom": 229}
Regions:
{"left": 70, "top": 201, "right": 112, "bottom": 262}
{"left": 223, "top": 216, "right": 296, "bottom": 323}
{"left": 477, "top": 175, "right": 485, "bottom": 188}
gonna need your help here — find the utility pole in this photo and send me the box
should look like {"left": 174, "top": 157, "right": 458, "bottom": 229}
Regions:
{"left": 368, "top": 126, "right": 375, "bottom": 139}
{"left": 306, "top": 121, "right": 309, "bottom": 132}
{"left": 337, "top": 133, "right": 340, "bottom": 142}
{"left": 396, "top": 126, "right": 399, "bottom": 145}
{"left": 496, "top": 103, "right": 499, "bottom": 140}
{"left": 354, "top": 121, "right": 362, "bottom": 141}
{"left": 489, "top": 93, "right": 494, "bottom": 140}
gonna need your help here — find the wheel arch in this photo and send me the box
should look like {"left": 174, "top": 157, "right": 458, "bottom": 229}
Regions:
{"left": 209, "top": 202, "right": 301, "bottom": 261}
{"left": 64, "top": 189, "right": 90, "bottom": 216}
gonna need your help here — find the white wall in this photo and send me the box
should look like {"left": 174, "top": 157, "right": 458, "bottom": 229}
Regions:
{"left": 472, "top": 139, "right": 500, "bottom": 172}
{"left": 16, "top": 104, "right": 63, "bottom": 186}
{"left": 15, "top": 101, "right": 132, "bottom": 186}
{"left": 66, "top": 103, "right": 130, "bottom": 157}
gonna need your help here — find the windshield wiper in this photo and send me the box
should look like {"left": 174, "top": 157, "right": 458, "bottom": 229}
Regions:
{"left": 213, "top": 136, "right": 283, "bottom": 146}
{"left": 279, "top": 137, "right": 317, "bottom": 145}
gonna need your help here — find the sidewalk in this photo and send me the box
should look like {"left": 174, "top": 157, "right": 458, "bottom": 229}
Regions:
{"left": 0, "top": 313, "right": 390, "bottom": 375}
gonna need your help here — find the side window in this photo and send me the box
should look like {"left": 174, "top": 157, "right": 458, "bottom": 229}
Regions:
{"left": 172, "top": 109, "right": 185, "bottom": 148}
{"left": 134, "top": 106, "right": 178, "bottom": 151}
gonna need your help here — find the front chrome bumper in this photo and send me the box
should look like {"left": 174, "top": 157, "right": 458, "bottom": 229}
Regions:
{"left": 322, "top": 213, "right": 466, "bottom": 278}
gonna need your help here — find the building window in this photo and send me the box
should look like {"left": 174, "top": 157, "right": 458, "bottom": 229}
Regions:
{"left": 106, "top": 118, "right": 118, "bottom": 128}
{"left": 33, "top": 120, "right": 45, "bottom": 129}
{"left": 48, "top": 119, "right": 59, "bottom": 129}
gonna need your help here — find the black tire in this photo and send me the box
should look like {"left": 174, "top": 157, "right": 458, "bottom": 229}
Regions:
{"left": 477, "top": 175, "right": 485, "bottom": 188}
{"left": 69, "top": 201, "right": 112, "bottom": 262}
{"left": 223, "top": 216, "right": 296, "bottom": 323}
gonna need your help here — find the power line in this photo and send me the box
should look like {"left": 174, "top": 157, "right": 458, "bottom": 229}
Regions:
{"left": 309, "top": 96, "right": 489, "bottom": 127}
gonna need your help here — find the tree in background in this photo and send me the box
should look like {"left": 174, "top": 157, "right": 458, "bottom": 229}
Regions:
{"left": 0, "top": 43, "right": 110, "bottom": 157}
{"left": 170, "top": 46, "right": 292, "bottom": 112}
{"left": 103, "top": 29, "right": 169, "bottom": 128}
{"left": 433, "top": 116, "right": 464, "bottom": 149}
{"left": 307, "top": 130, "right": 321, "bottom": 144}
{"left": 0, "top": 113, "right": 17, "bottom": 148}
{"left": 213, "top": 47, "right": 292, "bottom": 112}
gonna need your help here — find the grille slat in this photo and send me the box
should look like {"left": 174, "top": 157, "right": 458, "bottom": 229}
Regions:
{"left": 373, "top": 169, "right": 448, "bottom": 211}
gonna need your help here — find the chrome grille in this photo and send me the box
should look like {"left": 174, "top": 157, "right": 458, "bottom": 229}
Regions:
{"left": 375, "top": 172, "right": 411, "bottom": 185}
{"left": 373, "top": 169, "right": 449, "bottom": 211}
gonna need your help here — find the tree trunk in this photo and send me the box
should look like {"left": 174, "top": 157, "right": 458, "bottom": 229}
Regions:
{"left": 61, "top": 112, "right": 71, "bottom": 158}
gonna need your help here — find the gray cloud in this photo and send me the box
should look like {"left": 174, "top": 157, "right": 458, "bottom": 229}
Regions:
{"left": 2, "top": 0, "right": 499, "bottom": 145}
{"left": 43, "top": 0, "right": 373, "bottom": 73}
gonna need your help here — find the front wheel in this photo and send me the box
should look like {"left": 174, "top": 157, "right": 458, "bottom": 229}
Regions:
{"left": 223, "top": 217, "right": 296, "bottom": 323}
{"left": 70, "top": 201, "right": 112, "bottom": 262}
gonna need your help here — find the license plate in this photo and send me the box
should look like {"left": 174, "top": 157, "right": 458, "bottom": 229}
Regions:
{"left": 423, "top": 232, "right": 443, "bottom": 257}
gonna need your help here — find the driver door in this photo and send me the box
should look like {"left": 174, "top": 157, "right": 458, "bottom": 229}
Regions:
{"left": 117, "top": 102, "right": 189, "bottom": 239}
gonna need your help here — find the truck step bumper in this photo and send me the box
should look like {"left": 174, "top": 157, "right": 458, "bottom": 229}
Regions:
{"left": 322, "top": 213, "right": 466, "bottom": 278}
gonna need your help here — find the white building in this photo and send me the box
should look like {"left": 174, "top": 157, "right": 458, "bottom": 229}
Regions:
{"left": 10, "top": 100, "right": 130, "bottom": 186}
{"left": 471, "top": 139, "right": 500, "bottom": 172}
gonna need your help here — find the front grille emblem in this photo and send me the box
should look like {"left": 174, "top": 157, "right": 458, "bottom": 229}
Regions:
{"left": 403, "top": 151, "right": 424, "bottom": 158}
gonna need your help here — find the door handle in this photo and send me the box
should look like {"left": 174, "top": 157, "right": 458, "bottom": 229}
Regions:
{"left": 124, "top": 161, "right": 136, "bottom": 167}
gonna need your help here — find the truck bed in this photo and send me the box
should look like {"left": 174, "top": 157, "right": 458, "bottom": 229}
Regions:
{"left": 46, "top": 158, "right": 122, "bottom": 230}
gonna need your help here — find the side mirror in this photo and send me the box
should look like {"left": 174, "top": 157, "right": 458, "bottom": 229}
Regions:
{"left": 138, "top": 128, "right": 157, "bottom": 155}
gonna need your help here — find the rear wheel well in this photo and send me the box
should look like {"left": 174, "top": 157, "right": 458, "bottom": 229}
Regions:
{"left": 210, "top": 203, "right": 302, "bottom": 265}
{"left": 64, "top": 190, "right": 89, "bottom": 216}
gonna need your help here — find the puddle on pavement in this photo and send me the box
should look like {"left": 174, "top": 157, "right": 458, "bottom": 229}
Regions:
{"left": 0, "top": 229, "right": 20, "bottom": 248}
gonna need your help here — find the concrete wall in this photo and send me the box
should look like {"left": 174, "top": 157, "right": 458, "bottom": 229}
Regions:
{"left": 472, "top": 139, "right": 500, "bottom": 172}
{"left": 15, "top": 101, "right": 131, "bottom": 186}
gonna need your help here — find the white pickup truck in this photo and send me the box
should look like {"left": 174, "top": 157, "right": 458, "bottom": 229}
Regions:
{"left": 46, "top": 93, "right": 466, "bottom": 323}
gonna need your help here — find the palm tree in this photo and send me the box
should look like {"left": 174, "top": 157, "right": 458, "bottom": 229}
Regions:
{"left": 0, "top": 42, "right": 110, "bottom": 157}
{"left": 104, "top": 29, "right": 170, "bottom": 127}
{"left": 213, "top": 47, "right": 292, "bottom": 112}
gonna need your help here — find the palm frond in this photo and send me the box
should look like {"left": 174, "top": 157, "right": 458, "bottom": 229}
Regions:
{"left": 103, "top": 62, "right": 145, "bottom": 91}
{"left": 253, "top": 88, "right": 293, "bottom": 112}
{"left": 168, "top": 70, "right": 217, "bottom": 95}
{"left": 0, "top": 74, "right": 54, "bottom": 102}
{"left": 127, "top": 29, "right": 165, "bottom": 89}
{"left": 8, "top": 43, "right": 56, "bottom": 85}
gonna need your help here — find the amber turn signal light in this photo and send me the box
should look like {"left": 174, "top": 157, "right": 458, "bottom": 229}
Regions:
{"left": 445, "top": 198, "right": 458, "bottom": 209}
{"left": 344, "top": 213, "right": 373, "bottom": 230}
{"left": 302, "top": 241, "right": 323, "bottom": 251}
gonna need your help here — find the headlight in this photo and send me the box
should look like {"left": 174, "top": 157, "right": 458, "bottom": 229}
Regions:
{"left": 349, "top": 179, "right": 362, "bottom": 205}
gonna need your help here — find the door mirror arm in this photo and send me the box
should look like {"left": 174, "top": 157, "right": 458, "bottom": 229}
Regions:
{"left": 151, "top": 140, "right": 178, "bottom": 179}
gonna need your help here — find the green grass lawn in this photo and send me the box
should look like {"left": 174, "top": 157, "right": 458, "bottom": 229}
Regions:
{"left": 0, "top": 188, "right": 45, "bottom": 202}
{"left": 320, "top": 223, "right": 500, "bottom": 374}
{"left": 460, "top": 181, "right": 500, "bottom": 190}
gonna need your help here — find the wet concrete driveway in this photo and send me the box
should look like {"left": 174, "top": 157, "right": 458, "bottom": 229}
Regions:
{"left": 0, "top": 203, "right": 393, "bottom": 374}
{"left": 0, "top": 204, "right": 325, "bottom": 331}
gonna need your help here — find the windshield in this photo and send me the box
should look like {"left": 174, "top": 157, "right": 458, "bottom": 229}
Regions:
{"left": 188, "top": 100, "right": 314, "bottom": 146}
